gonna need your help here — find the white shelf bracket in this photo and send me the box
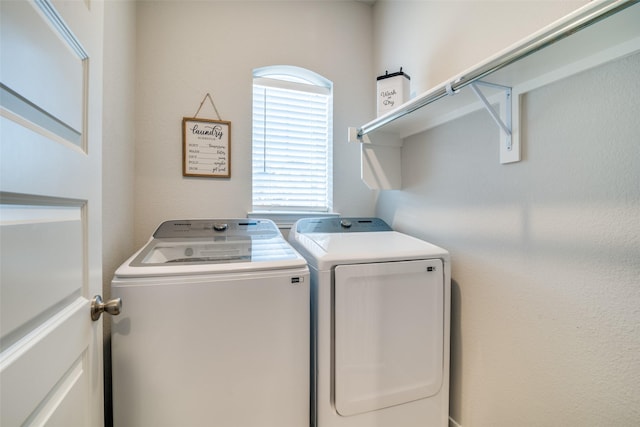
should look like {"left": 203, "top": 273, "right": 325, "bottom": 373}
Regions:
{"left": 470, "top": 81, "right": 520, "bottom": 164}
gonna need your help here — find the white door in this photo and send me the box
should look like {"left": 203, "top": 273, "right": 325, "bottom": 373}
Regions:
{"left": 1, "top": 0, "right": 105, "bottom": 426}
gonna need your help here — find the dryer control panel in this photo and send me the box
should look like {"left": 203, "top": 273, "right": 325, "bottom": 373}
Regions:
{"left": 295, "top": 217, "right": 392, "bottom": 234}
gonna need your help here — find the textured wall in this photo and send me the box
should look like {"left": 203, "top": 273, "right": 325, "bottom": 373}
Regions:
{"left": 376, "top": 52, "right": 640, "bottom": 426}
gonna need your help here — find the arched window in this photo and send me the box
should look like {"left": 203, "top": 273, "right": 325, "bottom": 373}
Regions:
{"left": 252, "top": 65, "right": 333, "bottom": 212}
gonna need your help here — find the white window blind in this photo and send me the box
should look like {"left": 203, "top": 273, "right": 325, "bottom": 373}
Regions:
{"left": 252, "top": 68, "right": 332, "bottom": 212}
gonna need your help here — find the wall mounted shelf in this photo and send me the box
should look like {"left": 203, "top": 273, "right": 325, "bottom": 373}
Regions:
{"left": 349, "top": 0, "right": 640, "bottom": 190}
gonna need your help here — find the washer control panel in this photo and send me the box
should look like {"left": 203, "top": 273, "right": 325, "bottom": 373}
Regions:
{"left": 153, "top": 219, "right": 279, "bottom": 238}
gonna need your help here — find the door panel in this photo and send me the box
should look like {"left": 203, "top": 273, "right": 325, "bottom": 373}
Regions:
{"left": 0, "top": 203, "right": 83, "bottom": 349}
{"left": 0, "top": 0, "right": 104, "bottom": 425}
{"left": 0, "top": 0, "right": 85, "bottom": 144}
{"left": 334, "top": 259, "right": 444, "bottom": 417}
{"left": 1, "top": 301, "right": 90, "bottom": 426}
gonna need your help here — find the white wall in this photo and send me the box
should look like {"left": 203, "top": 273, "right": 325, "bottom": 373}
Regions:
{"left": 102, "top": 0, "right": 137, "bottom": 425}
{"left": 134, "top": 0, "right": 377, "bottom": 247}
{"left": 373, "top": 2, "right": 640, "bottom": 425}
{"left": 103, "top": 0, "right": 136, "bottom": 297}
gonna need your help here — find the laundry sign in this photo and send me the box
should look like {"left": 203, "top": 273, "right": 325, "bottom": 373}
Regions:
{"left": 182, "top": 117, "right": 231, "bottom": 178}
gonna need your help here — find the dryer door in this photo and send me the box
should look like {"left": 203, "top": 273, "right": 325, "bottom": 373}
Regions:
{"left": 334, "top": 259, "right": 444, "bottom": 416}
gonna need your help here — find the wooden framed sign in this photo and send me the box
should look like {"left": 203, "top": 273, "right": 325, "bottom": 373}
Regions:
{"left": 182, "top": 117, "right": 231, "bottom": 178}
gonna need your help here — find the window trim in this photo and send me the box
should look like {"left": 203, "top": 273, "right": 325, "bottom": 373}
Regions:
{"left": 253, "top": 77, "right": 331, "bottom": 96}
{"left": 251, "top": 65, "right": 334, "bottom": 213}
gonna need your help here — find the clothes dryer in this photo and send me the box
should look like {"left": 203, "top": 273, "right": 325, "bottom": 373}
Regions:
{"left": 111, "top": 219, "right": 309, "bottom": 427}
{"left": 289, "top": 217, "right": 450, "bottom": 427}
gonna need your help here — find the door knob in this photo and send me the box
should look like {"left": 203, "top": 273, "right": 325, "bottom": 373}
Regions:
{"left": 91, "top": 295, "right": 122, "bottom": 321}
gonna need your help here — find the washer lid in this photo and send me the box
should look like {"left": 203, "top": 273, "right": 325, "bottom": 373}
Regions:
{"left": 114, "top": 219, "right": 307, "bottom": 277}
{"left": 131, "top": 235, "right": 300, "bottom": 266}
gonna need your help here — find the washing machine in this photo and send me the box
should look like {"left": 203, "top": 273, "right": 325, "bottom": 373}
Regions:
{"left": 289, "top": 217, "right": 450, "bottom": 427}
{"left": 111, "top": 219, "right": 309, "bottom": 427}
